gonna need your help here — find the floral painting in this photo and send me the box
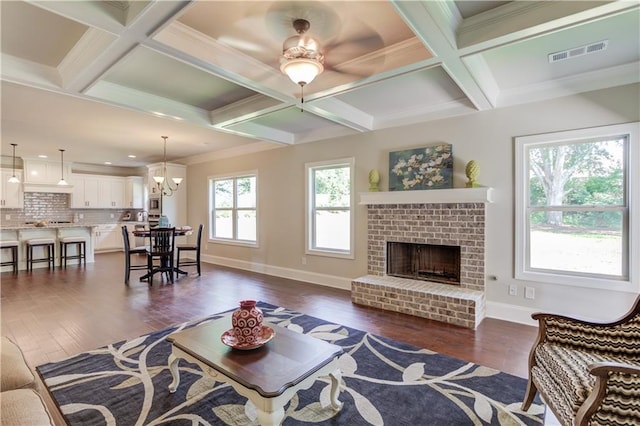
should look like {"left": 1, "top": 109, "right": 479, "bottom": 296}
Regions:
{"left": 389, "top": 143, "right": 453, "bottom": 191}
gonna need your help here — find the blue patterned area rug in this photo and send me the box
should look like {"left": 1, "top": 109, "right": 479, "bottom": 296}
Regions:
{"left": 37, "top": 302, "right": 544, "bottom": 425}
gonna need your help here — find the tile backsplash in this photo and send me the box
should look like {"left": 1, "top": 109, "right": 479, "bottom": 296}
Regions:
{"left": 0, "top": 192, "right": 141, "bottom": 226}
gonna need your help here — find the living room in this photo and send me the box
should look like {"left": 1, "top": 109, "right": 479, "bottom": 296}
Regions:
{"left": 1, "top": 1, "right": 639, "bottom": 425}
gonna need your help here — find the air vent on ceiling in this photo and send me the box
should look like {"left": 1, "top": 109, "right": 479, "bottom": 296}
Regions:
{"left": 548, "top": 40, "right": 608, "bottom": 63}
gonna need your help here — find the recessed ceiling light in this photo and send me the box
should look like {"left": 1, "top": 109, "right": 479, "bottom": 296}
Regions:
{"left": 38, "top": 154, "right": 48, "bottom": 158}
{"left": 104, "top": 161, "right": 112, "bottom": 165}
{"left": 128, "top": 155, "right": 136, "bottom": 158}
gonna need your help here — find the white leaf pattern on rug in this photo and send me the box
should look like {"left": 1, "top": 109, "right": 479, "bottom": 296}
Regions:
{"left": 117, "top": 335, "right": 148, "bottom": 354}
{"left": 345, "top": 386, "right": 385, "bottom": 425}
{"left": 339, "top": 353, "right": 358, "bottom": 375}
{"left": 402, "top": 362, "right": 426, "bottom": 382}
{"left": 286, "top": 323, "right": 304, "bottom": 334}
{"left": 37, "top": 302, "right": 544, "bottom": 426}
{"left": 475, "top": 394, "right": 495, "bottom": 423}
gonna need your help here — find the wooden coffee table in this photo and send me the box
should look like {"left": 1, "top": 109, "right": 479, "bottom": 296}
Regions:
{"left": 166, "top": 316, "right": 343, "bottom": 426}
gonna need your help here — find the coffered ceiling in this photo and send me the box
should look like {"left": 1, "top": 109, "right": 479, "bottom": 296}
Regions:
{"left": 1, "top": 1, "right": 638, "bottom": 167}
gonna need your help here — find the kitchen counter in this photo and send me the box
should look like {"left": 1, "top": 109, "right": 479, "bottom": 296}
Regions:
{"left": 0, "top": 225, "right": 98, "bottom": 271}
{"left": 1, "top": 223, "right": 105, "bottom": 230}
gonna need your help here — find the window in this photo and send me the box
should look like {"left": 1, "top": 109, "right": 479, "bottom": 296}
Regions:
{"left": 515, "top": 123, "right": 639, "bottom": 290}
{"left": 306, "top": 158, "right": 355, "bottom": 258}
{"left": 209, "top": 172, "right": 257, "bottom": 245}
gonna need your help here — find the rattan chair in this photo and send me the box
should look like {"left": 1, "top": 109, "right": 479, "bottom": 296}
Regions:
{"left": 522, "top": 295, "right": 640, "bottom": 425}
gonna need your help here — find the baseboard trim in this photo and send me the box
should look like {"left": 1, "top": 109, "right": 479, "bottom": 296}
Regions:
{"left": 201, "top": 255, "right": 538, "bottom": 326}
{"left": 486, "top": 301, "right": 538, "bottom": 326}
{"left": 201, "top": 254, "right": 352, "bottom": 290}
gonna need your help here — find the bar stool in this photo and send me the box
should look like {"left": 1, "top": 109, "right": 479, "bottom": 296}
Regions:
{"left": 25, "top": 239, "right": 55, "bottom": 271}
{"left": 0, "top": 240, "right": 19, "bottom": 273}
{"left": 59, "top": 236, "right": 87, "bottom": 268}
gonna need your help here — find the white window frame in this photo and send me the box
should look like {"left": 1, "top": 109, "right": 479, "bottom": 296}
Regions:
{"left": 305, "top": 157, "right": 355, "bottom": 259}
{"left": 208, "top": 170, "right": 258, "bottom": 247}
{"left": 515, "top": 122, "right": 639, "bottom": 292}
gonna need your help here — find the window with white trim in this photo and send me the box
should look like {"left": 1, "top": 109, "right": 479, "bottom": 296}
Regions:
{"left": 209, "top": 173, "right": 257, "bottom": 245}
{"left": 515, "top": 123, "right": 639, "bottom": 289}
{"left": 306, "top": 158, "right": 355, "bottom": 258}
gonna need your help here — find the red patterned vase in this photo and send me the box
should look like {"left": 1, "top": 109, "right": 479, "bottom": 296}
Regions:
{"left": 231, "top": 300, "right": 263, "bottom": 344}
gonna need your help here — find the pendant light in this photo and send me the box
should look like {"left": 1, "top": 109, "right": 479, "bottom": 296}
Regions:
{"left": 7, "top": 143, "right": 20, "bottom": 183}
{"left": 153, "top": 136, "right": 182, "bottom": 196}
{"left": 57, "top": 149, "right": 68, "bottom": 186}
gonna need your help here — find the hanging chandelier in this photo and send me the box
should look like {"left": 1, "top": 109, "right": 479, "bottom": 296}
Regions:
{"left": 280, "top": 19, "right": 324, "bottom": 109}
{"left": 57, "top": 149, "right": 68, "bottom": 186}
{"left": 153, "top": 136, "right": 182, "bottom": 197}
{"left": 7, "top": 143, "right": 20, "bottom": 183}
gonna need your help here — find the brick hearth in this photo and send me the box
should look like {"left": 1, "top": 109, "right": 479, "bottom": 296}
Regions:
{"left": 352, "top": 191, "right": 490, "bottom": 329}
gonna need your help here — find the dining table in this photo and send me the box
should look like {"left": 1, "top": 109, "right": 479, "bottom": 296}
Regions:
{"left": 132, "top": 226, "right": 193, "bottom": 280}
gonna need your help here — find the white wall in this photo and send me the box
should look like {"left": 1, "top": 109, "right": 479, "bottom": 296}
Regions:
{"left": 187, "top": 83, "right": 640, "bottom": 325}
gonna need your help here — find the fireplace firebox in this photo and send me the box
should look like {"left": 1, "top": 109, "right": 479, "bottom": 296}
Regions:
{"left": 387, "top": 242, "right": 461, "bottom": 285}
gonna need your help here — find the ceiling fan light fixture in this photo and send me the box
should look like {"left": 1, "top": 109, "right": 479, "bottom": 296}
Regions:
{"left": 280, "top": 19, "right": 324, "bottom": 88}
{"left": 280, "top": 58, "right": 324, "bottom": 86}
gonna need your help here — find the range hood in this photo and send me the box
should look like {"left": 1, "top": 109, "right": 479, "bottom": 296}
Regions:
{"left": 22, "top": 158, "right": 74, "bottom": 193}
{"left": 23, "top": 182, "right": 74, "bottom": 194}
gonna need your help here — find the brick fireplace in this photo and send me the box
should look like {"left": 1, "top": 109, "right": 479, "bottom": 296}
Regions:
{"left": 352, "top": 188, "right": 492, "bottom": 329}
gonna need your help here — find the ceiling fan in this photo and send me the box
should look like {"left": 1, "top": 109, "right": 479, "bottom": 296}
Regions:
{"left": 278, "top": 17, "right": 385, "bottom": 110}
{"left": 279, "top": 18, "right": 325, "bottom": 109}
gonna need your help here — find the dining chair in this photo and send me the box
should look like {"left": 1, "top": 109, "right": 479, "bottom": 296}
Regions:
{"left": 176, "top": 224, "right": 203, "bottom": 276}
{"left": 121, "top": 226, "right": 147, "bottom": 284}
{"left": 146, "top": 227, "right": 176, "bottom": 285}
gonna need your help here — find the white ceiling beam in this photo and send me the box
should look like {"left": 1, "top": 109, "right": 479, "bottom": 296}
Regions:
{"left": 40, "top": 1, "right": 192, "bottom": 93}
{"left": 305, "top": 98, "right": 374, "bottom": 132}
{"left": 391, "top": 0, "right": 495, "bottom": 111}
{"left": 57, "top": 28, "right": 117, "bottom": 89}
{"left": 152, "top": 21, "right": 294, "bottom": 102}
{"left": 223, "top": 122, "right": 295, "bottom": 145}
{"left": 27, "top": 0, "right": 129, "bottom": 34}
{"left": 85, "top": 80, "right": 211, "bottom": 126}
{"left": 209, "top": 95, "right": 285, "bottom": 128}
{"left": 1, "top": 54, "right": 61, "bottom": 89}
{"left": 456, "top": 1, "right": 639, "bottom": 53}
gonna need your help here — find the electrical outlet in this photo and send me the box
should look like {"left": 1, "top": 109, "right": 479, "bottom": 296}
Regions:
{"left": 525, "top": 287, "right": 535, "bottom": 299}
{"left": 508, "top": 284, "right": 517, "bottom": 296}
{"left": 110, "top": 213, "right": 114, "bottom": 219}
{"left": 301, "top": 257, "right": 307, "bottom": 265}
{"left": 5, "top": 214, "right": 10, "bottom": 220}
{"left": 79, "top": 214, "right": 84, "bottom": 219}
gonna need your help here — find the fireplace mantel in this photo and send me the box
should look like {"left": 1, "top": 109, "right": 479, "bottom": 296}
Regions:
{"left": 359, "top": 187, "right": 493, "bottom": 205}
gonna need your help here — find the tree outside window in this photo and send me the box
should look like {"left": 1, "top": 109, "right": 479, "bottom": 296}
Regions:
{"left": 210, "top": 174, "right": 257, "bottom": 244}
{"left": 516, "top": 123, "right": 639, "bottom": 289}
{"left": 306, "top": 158, "right": 355, "bottom": 258}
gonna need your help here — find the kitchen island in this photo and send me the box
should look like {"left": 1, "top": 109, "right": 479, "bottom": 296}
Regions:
{"left": 1, "top": 224, "right": 97, "bottom": 271}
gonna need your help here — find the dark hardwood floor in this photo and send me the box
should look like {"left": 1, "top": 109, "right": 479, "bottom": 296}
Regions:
{"left": 1, "top": 252, "right": 537, "bottom": 381}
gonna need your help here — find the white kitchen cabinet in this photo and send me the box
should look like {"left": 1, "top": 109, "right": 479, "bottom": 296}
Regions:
{"left": 71, "top": 175, "right": 100, "bottom": 208}
{"left": 98, "top": 178, "right": 125, "bottom": 208}
{"left": 72, "top": 175, "right": 130, "bottom": 209}
{"left": 23, "top": 159, "right": 72, "bottom": 184}
{"left": 0, "top": 169, "right": 24, "bottom": 208}
{"left": 125, "top": 176, "right": 144, "bottom": 209}
{"left": 94, "top": 224, "right": 123, "bottom": 252}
